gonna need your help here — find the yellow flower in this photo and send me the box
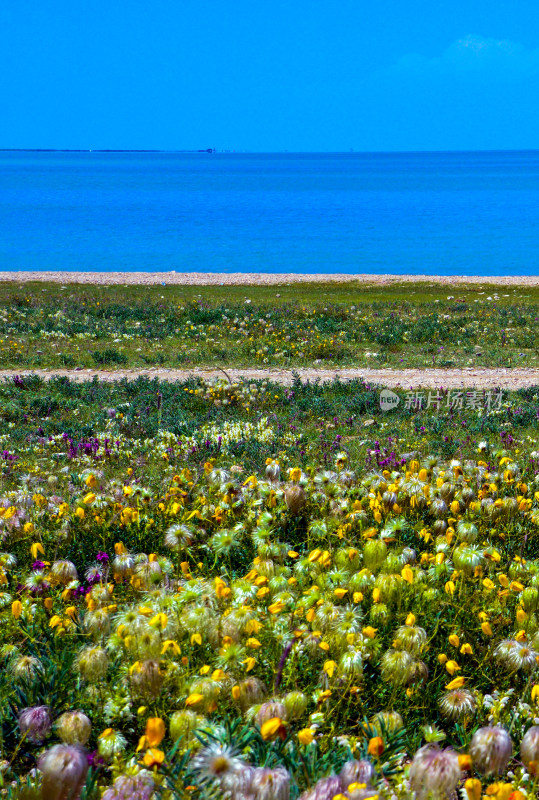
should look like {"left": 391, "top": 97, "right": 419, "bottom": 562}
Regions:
{"left": 260, "top": 717, "right": 286, "bottom": 741}
{"left": 149, "top": 613, "right": 168, "bottom": 630}
{"left": 438, "top": 653, "right": 448, "bottom": 665}
{"left": 333, "top": 588, "right": 348, "bottom": 599}
{"left": 445, "top": 660, "right": 461, "bottom": 675}
{"left": 445, "top": 581, "right": 455, "bottom": 596}
{"left": 142, "top": 748, "right": 165, "bottom": 767}
{"left": 268, "top": 600, "right": 285, "bottom": 615}
{"left": 323, "top": 660, "right": 337, "bottom": 678}
{"left": 190, "top": 633, "right": 202, "bottom": 646}
{"left": 516, "top": 607, "right": 528, "bottom": 624}
{"left": 460, "top": 643, "right": 473, "bottom": 655}
{"left": 405, "top": 613, "right": 416, "bottom": 626}
{"left": 83, "top": 492, "right": 96, "bottom": 505}
{"left": 531, "top": 685, "right": 539, "bottom": 703}
{"left": 445, "top": 676, "right": 466, "bottom": 690}
{"left": 185, "top": 693, "right": 204, "bottom": 707}
{"left": 401, "top": 566, "right": 414, "bottom": 584}
{"left": 297, "top": 728, "right": 315, "bottom": 745}
{"left": 458, "top": 753, "right": 472, "bottom": 771}
{"left": 30, "top": 542, "right": 45, "bottom": 559}
{"left": 464, "top": 778, "right": 482, "bottom": 800}
{"left": 367, "top": 736, "right": 384, "bottom": 757}
{"left": 318, "top": 551, "right": 331, "bottom": 568}
{"left": 246, "top": 638, "right": 261, "bottom": 649}
{"left": 289, "top": 468, "right": 302, "bottom": 482}
{"left": 145, "top": 717, "right": 165, "bottom": 747}
{"left": 243, "top": 657, "right": 256, "bottom": 672}
{"left": 448, "top": 634, "right": 460, "bottom": 648}
{"left": 11, "top": 600, "right": 22, "bottom": 619}
{"left": 161, "top": 640, "right": 181, "bottom": 655}
{"left": 481, "top": 622, "right": 493, "bottom": 636}
{"left": 214, "top": 577, "right": 231, "bottom": 599}
{"left": 484, "top": 784, "right": 517, "bottom": 800}
{"left": 245, "top": 619, "right": 263, "bottom": 634}
{"left": 362, "top": 626, "right": 377, "bottom": 639}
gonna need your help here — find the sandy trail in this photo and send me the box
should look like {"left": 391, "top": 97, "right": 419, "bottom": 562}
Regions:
{"left": 3, "top": 367, "right": 539, "bottom": 389}
{"left": 0, "top": 271, "right": 538, "bottom": 286}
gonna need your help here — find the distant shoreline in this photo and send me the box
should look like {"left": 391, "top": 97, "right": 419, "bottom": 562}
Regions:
{"left": 0, "top": 271, "right": 538, "bottom": 286}
{"left": 2, "top": 148, "right": 539, "bottom": 154}
{"left": 0, "top": 148, "right": 215, "bottom": 153}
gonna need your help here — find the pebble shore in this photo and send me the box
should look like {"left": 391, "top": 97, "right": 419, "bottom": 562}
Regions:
{"left": 0, "top": 271, "right": 538, "bottom": 286}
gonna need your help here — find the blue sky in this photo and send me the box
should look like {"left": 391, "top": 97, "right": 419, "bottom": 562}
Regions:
{"left": 1, "top": 0, "right": 539, "bottom": 151}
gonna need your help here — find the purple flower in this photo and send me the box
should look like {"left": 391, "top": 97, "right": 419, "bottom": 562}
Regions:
{"left": 96, "top": 552, "right": 109, "bottom": 563}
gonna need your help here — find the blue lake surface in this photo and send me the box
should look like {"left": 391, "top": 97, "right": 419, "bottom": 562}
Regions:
{"left": 1, "top": 150, "right": 539, "bottom": 275}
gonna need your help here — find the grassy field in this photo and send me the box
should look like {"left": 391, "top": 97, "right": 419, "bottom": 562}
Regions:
{"left": 0, "top": 281, "right": 537, "bottom": 370}
{"left": 1, "top": 374, "right": 539, "bottom": 797}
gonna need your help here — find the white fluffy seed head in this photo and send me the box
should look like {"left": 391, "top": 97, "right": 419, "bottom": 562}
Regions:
{"left": 520, "top": 725, "right": 539, "bottom": 770}
{"left": 469, "top": 725, "right": 513, "bottom": 776}
{"left": 408, "top": 744, "right": 461, "bottom": 799}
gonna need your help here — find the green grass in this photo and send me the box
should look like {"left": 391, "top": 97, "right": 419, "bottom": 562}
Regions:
{"left": 0, "top": 281, "right": 537, "bottom": 370}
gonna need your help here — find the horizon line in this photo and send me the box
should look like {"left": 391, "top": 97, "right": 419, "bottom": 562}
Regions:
{"left": 2, "top": 147, "right": 539, "bottom": 155}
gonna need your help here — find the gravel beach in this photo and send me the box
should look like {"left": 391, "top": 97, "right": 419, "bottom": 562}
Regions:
{"left": 0, "top": 271, "right": 538, "bottom": 286}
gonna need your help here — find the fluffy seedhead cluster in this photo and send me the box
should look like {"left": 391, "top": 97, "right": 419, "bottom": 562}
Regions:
{"left": 1, "top": 399, "right": 539, "bottom": 798}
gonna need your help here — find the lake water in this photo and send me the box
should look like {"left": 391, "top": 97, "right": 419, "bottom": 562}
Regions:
{"left": 1, "top": 150, "right": 539, "bottom": 275}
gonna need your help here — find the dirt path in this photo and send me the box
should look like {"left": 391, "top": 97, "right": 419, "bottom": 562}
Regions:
{"left": 3, "top": 367, "right": 539, "bottom": 389}
{"left": 0, "top": 271, "right": 538, "bottom": 286}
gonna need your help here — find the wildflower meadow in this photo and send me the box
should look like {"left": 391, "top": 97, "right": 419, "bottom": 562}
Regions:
{"left": 0, "top": 371, "right": 539, "bottom": 799}
{"left": 0, "top": 282, "right": 537, "bottom": 371}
